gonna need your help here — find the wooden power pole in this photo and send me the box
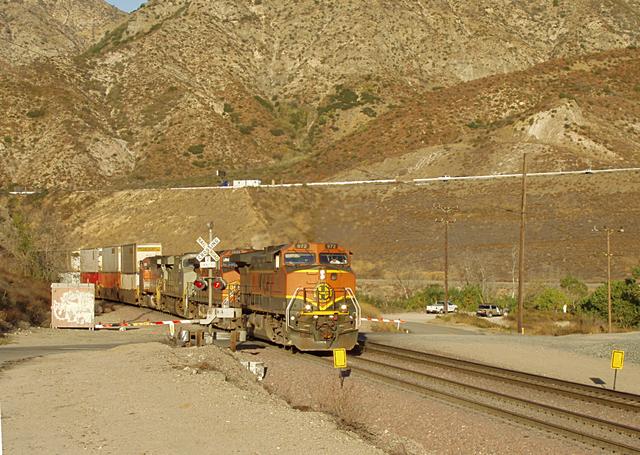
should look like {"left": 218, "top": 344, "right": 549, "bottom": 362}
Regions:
{"left": 593, "top": 226, "right": 624, "bottom": 333}
{"left": 435, "top": 204, "right": 458, "bottom": 314}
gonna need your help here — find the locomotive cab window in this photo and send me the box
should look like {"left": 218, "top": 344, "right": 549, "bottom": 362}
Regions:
{"left": 284, "top": 252, "right": 316, "bottom": 266}
{"left": 319, "top": 253, "right": 348, "bottom": 265}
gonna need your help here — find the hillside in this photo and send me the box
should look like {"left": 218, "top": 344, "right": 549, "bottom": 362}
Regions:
{"left": 1, "top": 0, "right": 640, "bottom": 189}
{"left": 0, "top": 0, "right": 125, "bottom": 65}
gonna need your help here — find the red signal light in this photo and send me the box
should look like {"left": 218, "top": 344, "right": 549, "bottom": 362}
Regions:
{"left": 212, "top": 277, "right": 227, "bottom": 290}
{"left": 194, "top": 279, "right": 208, "bottom": 291}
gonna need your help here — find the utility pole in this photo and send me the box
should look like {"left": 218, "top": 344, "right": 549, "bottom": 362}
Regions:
{"left": 517, "top": 153, "right": 527, "bottom": 335}
{"left": 593, "top": 226, "right": 624, "bottom": 333}
{"left": 435, "top": 204, "right": 458, "bottom": 314}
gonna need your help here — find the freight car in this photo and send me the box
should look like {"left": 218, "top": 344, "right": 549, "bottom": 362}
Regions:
{"left": 80, "top": 241, "right": 361, "bottom": 351}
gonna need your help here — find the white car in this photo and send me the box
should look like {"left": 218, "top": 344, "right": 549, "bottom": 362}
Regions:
{"left": 426, "top": 301, "right": 458, "bottom": 314}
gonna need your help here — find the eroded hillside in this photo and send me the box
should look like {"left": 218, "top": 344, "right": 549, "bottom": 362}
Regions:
{"left": 1, "top": 0, "right": 640, "bottom": 189}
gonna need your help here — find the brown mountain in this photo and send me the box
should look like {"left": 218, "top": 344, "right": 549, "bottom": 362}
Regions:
{"left": 0, "top": 0, "right": 125, "bottom": 65}
{"left": 2, "top": 0, "right": 640, "bottom": 189}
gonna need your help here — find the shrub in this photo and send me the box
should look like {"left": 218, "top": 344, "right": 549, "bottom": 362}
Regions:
{"left": 254, "top": 95, "right": 274, "bottom": 112}
{"left": 361, "top": 107, "right": 377, "bottom": 117}
{"left": 188, "top": 144, "right": 204, "bottom": 154}
{"left": 529, "top": 287, "right": 571, "bottom": 312}
{"left": 466, "top": 119, "right": 484, "bottom": 129}
{"left": 3, "top": 136, "right": 11, "bottom": 144}
{"left": 223, "top": 103, "right": 234, "bottom": 113}
{"left": 560, "top": 275, "right": 588, "bottom": 309}
{"left": 270, "top": 128, "right": 285, "bottom": 136}
{"left": 581, "top": 278, "right": 640, "bottom": 328}
{"left": 238, "top": 123, "right": 255, "bottom": 134}
{"left": 26, "top": 109, "right": 45, "bottom": 118}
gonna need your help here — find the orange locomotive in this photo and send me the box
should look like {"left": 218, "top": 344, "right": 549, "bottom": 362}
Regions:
{"left": 232, "top": 242, "right": 361, "bottom": 351}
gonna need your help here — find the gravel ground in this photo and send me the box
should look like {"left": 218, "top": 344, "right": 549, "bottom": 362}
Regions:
{"left": 0, "top": 342, "right": 381, "bottom": 454}
{"left": 245, "top": 345, "right": 596, "bottom": 455}
{"left": 2, "top": 306, "right": 637, "bottom": 454}
{"left": 374, "top": 313, "right": 640, "bottom": 395}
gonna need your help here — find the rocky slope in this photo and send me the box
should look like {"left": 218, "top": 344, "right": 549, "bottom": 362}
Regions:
{"left": 0, "top": 0, "right": 125, "bottom": 65}
{"left": 2, "top": 0, "right": 640, "bottom": 189}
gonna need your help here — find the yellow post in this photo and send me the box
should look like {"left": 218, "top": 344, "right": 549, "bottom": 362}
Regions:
{"left": 333, "top": 348, "right": 347, "bottom": 369}
{"left": 611, "top": 350, "right": 624, "bottom": 390}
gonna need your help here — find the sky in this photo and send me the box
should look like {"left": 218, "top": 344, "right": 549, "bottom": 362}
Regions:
{"left": 105, "top": 0, "right": 147, "bottom": 13}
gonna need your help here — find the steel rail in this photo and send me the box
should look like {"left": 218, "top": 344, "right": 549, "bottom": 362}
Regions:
{"left": 364, "top": 341, "right": 640, "bottom": 411}
{"left": 348, "top": 356, "right": 640, "bottom": 454}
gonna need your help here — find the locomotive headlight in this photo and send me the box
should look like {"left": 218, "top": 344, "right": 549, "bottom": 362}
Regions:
{"left": 313, "top": 315, "right": 319, "bottom": 319}
{"left": 340, "top": 304, "right": 348, "bottom": 311}
{"left": 320, "top": 269, "right": 326, "bottom": 280}
{"left": 304, "top": 304, "right": 312, "bottom": 311}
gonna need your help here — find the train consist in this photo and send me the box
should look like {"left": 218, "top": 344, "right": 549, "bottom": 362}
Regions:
{"left": 79, "top": 242, "right": 361, "bottom": 351}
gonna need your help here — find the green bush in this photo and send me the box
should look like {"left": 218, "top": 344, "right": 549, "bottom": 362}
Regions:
{"left": 270, "top": 128, "right": 285, "bottom": 136}
{"left": 188, "top": 144, "right": 204, "bottom": 155}
{"left": 361, "top": 107, "right": 377, "bottom": 118}
{"left": 529, "top": 288, "right": 571, "bottom": 312}
{"left": 238, "top": 124, "right": 255, "bottom": 134}
{"left": 3, "top": 136, "right": 11, "bottom": 144}
{"left": 254, "top": 95, "right": 274, "bottom": 112}
{"left": 580, "top": 276, "right": 640, "bottom": 328}
{"left": 26, "top": 109, "right": 45, "bottom": 118}
{"left": 466, "top": 119, "right": 484, "bottom": 129}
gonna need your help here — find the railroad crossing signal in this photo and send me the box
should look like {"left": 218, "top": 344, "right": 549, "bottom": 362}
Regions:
{"left": 196, "top": 236, "right": 220, "bottom": 266}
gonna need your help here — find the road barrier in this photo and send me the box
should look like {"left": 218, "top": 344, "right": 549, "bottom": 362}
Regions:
{"left": 360, "top": 317, "right": 406, "bottom": 329}
{"left": 94, "top": 319, "right": 196, "bottom": 329}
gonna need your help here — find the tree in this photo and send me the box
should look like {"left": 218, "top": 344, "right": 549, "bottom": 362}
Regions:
{"left": 530, "top": 288, "right": 571, "bottom": 312}
{"left": 560, "top": 275, "right": 588, "bottom": 311}
{"left": 581, "top": 276, "right": 640, "bottom": 328}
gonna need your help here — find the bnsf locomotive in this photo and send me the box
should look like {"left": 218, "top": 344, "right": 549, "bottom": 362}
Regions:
{"left": 79, "top": 242, "right": 361, "bottom": 351}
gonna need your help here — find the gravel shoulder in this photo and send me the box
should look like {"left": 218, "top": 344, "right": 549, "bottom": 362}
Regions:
{"left": 374, "top": 312, "right": 640, "bottom": 394}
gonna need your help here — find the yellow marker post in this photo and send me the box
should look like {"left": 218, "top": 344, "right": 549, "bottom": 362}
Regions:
{"left": 333, "top": 348, "right": 347, "bottom": 369}
{"left": 611, "top": 350, "right": 624, "bottom": 390}
{"left": 333, "top": 348, "right": 350, "bottom": 388}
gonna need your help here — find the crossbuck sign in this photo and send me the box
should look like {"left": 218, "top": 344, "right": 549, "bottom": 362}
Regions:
{"left": 196, "top": 236, "right": 220, "bottom": 268}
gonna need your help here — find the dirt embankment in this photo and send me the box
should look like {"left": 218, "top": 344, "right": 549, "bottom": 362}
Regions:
{"left": 14, "top": 170, "right": 640, "bottom": 284}
{"left": 0, "top": 261, "right": 50, "bottom": 334}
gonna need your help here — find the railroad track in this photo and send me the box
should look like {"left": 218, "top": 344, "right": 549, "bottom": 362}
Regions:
{"left": 344, "top": 341, "right": 640, "bottom": 454}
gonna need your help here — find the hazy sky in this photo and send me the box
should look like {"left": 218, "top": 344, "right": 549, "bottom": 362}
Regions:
{"left": 105, "top": 0, "right": 147, "bottom": 13}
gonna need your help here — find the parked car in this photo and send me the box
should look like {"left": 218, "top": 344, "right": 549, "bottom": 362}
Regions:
{"left": 426, "top": 301, "right": 458, "bottom": 314}
{"left": 476, "top": 304, "right": 503, "bottom": 317}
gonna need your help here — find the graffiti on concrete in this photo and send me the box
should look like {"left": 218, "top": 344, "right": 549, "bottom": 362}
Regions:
{"left": 52, "top": 289, "right": 94, "bottom": 326}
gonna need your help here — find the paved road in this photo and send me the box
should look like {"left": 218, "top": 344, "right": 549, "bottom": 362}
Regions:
{"left": 0, "top": 342, "right": 141, "bottom": 368}
{"left": 9, "top": 166, "right": 640, "bottom": 194}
